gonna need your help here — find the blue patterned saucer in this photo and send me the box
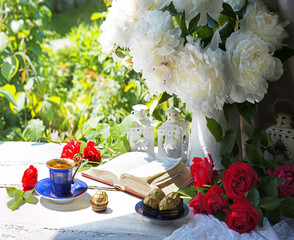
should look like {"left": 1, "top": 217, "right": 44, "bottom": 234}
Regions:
{"left": 35, "top": 178, "right": 88, "bottom": 204}
{"left": 135, "top": 200, "right": 189, "bottom": 225}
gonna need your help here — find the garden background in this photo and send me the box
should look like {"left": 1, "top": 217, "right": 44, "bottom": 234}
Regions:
{"left": 0, "top": 0, "right": 191, "bottom": 159}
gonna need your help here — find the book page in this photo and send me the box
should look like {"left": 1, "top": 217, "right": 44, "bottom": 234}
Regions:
{"left": 85, "top": 152, "right": 154, "bottom": 185}
{"left": 122, "top": 157, "right": 182, "bottom": 182}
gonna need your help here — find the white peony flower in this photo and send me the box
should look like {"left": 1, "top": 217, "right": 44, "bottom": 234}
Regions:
{"left": 174, "top": 36, "right": 227, "bottom": 115}
{"left": 226, "top": 31, "right": 283, "bottom": 103}
{"left": 0, "top": 32, "right": 9, "bottom": 53}
{"left": 224, "top": 0, "right": 246, "bottom": 11}
{"left": 129, "top": 10, "right": 183, "bottom": 94}
{"left": 99, "top": 0, "right": 172, "bottom": 54}
{"left": 173, "top": 0, "right": 223, "bottom": 26}
{"left": 240, "top": 0, "right": 288, "bottom": 51}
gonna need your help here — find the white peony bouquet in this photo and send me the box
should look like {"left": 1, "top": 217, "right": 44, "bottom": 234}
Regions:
{"left": 99, "top": 0, "right": 289, "bottom": 116}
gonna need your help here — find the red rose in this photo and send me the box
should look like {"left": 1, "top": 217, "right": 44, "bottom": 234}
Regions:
{"left": 190, "top": 154, "right": 218, "bottom": 188}
{"left": 21, "top": 165, "right": 38, "bottom": 192}
{"left": 83, "top": 141, "right": 101, "bottom": 162}
{"left": 222, "top": 162, "right": 257, "bottom": 199}
{"left": 60, "top": 139, "right": 81, "bottom": 159}
{"left": 224, "top": 195, "right": 260, "bottom": 234}
{"left": 270, "top": 165, "right": 294, "bottom": 198}
{"left": 203, "top": 186, "right": 229, "bottom": 215}
{"left": 189, "top": 192, "right": 206, "bottom": 214}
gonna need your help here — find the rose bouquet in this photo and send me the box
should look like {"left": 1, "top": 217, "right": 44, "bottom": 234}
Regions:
{"left": 60, "top": 140, "right": 102, "bottom": 171}
{"left": 99, "top": 0, "right": 293, "bottom": 117}
{"left": 179, "top": 154, "right": 294, "bottom": 233}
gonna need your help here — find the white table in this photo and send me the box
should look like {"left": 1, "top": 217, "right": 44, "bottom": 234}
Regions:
{"left": 0, "top": 142, "right": 188, "bottom": 240}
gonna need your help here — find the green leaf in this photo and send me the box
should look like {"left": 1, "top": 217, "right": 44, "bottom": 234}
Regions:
{"left": 115, "top": 50, "right": 125, "bottom": 59}
{"left": 158, "top": 92, "right": 173, "bottom": 105}
{"left": 259, "top": 197, "right": 284, "bottom": 210}
{"left": 221, "top": 2, "right": 236, "bottom": 18}
{"left": 246, "top": 187, "right": 260, "bottom": 208}
{"left": 85, "top": 130, "right": 99, "bottom": 141}
{"left": 214, "top": 211, "right": 226, "bottom": 222}
{"left": 90, "top": 12, "right": 105, "bottom": 21}
{"left": 266, "top": 145, "right": 276, "bottom": 155}
{"left": 0, "top": 89, "right": 17, "bottom": 106}
{"left": 244, "top": 125, "right": 254, "bottom": 138}
{"left": 260, "top": 130, "right": 269, "bottom": 146}
{"left": 188, "top": 14, "right": 200, "bottom": 34}
{"left": 119, "top": 114, "right": 135, "bottom": 137}
{"left": 117, "top": 136, "right": 131, "bottom": 153}
{"left": 280, "top": 197, "right": 294, "bottom": 218}
{"left": 180, "top": 12, "right": 188, "bottom": 38}
{"left": 221, "top": 129, "right": 236, "bottom": 155}
{"left": 245, "top": 144, "right": 264, "bottom": 166}
{"left": 207, "top": 14, "right": 219, "bottom": 28}
{"left": 259, "top": 175, "right": 281, "bottom": 198}
{"left": 15, "top": 92, "right": 26, "bottom": 112}
{"left": 178, "top": 186, "right": 206, "bottom": 198}
{"left": 109, "top": 122, "right": 120, "bottom": 141}
{"left": 256, "top": 206, "right": 264, "bottom": 227}
{"left": 274, "top": 46, "right": 294, "bottom": 62}
{"left": 15, "top": 52, "right": 37, "bottom": 75}
{"left": 206, "top": 117, "right": 223, "bottom": 142}
{"left": 237, "top": 102, "right": 256, "bottom": 126}
{"left": 25, "top": 195, "right": 38, "bottom": 205}
{"left": 223, "top": 103, "right": 233, "bottom": 124}
{"left": 195, "top": 26, "right": 214, "bottom": 40}
{"left": 23, "top": 119, "right": 45, "bottom": 141}
{"left": 1, "top": 55, "right": 19, "bottom": 81}
{"left": 99, "top": 124, "right": 110, "bottom": 139}
{"left": 264, "top": 208, "right": 281, "bottom": 225}
{"left": 7, "top": 198, "right": 25, "bottom": 211}
{"left": 6, "top": 187, "right": 18, "bottom": 198}
{"left": 23, "top": 189, "right": 34, "bottom": 200}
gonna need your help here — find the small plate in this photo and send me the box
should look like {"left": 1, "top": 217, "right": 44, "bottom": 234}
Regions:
{"left": 135, "top": 200, "right": 189, "bottom": 225}
{"left": 35, "top": 178, "right": 88, "bottom": 204}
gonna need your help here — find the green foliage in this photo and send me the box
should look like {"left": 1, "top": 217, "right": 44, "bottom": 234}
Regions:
{"left": 6, "top": 187, "right": 38, "bottom": 211}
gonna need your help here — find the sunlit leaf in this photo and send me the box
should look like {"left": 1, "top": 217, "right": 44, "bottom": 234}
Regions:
{"left": 1, "top": 55, "right": 19, "bottom": 81}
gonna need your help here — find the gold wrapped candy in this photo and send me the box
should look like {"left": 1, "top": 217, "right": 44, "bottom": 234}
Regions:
{"left": 149, "top": 188, "right": 165, "bottom": 201}
{"left": 143, "top": 195, "right": 160, "bottom": 209}
{"left": 90, "top": 191, "right": 108, "bottom": 212}
{"left": 159, "top": 196, "right": 178, "bottom": 211}
{"left": 166, "top": 192, "right": 181, "bottom": 205}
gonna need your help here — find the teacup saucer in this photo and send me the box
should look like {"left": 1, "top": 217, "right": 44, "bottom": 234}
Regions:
{"left": 35, "top": 178, "right": 88, "bottom": 204}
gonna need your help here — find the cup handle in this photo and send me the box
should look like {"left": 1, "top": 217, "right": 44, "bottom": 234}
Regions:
{"left": 72, "top": 153, "right": 83, "bottom": 184}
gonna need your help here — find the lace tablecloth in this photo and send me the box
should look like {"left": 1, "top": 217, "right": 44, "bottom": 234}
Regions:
{"left": 165, "top": 213, "right": 294, "bottom": 240}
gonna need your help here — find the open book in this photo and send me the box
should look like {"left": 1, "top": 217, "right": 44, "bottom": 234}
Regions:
{"left": 82, "top": 152, "right": 193, "bottom": 198}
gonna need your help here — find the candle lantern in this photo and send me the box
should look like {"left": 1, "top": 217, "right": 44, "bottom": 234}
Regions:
{"left": 158, "top": 108, "right": 190, "bottom": 163}
{"left": 265, "top": 100, "right": 294, "bottom": 164}
{"left": 128, "top": 104, "right": 154, "bottom": 156}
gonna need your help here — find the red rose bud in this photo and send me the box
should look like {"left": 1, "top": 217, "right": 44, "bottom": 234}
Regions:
{"left": 270, "top": 165, "right": 294, "bottom": 198}
{"left": 222, "top": 162, "right": 257, "bottom": 199}
{"left": 83, "top": 141, "right": 101, "bottom": 162}
{"left": 190, "top": 154, "right": 218, "bottom": 188}
{"left": 225, "top": 195, "right": 260, "bottom": 234}
{"left": 203, "top": 186, "right": 229, "bottom": 216}
{"left": 21, "top": 165, "right": 38, "bottom": 192}
{"left": 61, "top": 139, "right": 81, "bottom": 160}
{"left": 189, "top": 192, "right": 206, "bottom": 214}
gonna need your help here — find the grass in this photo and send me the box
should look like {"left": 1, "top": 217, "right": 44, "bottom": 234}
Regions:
{"left": 48, "top": 0, "right": 107, "bottom": 37}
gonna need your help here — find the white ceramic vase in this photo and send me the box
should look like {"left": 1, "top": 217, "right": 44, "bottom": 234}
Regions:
{"left": 189, "top": 109, "right": 241, "bottom": 170}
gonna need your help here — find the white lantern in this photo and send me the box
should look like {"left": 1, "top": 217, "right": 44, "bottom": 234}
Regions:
{"left": 128, "top": 104, "right": 154, "bottom": 156}
{"left": 158, "top": 108, "right": 190, "bottom": 163}
{"left": 266, "top": 111, "right": 294, "bottom": 165}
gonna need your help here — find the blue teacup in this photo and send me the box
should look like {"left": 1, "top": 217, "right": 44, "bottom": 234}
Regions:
{"left": 46, "top": 157, "right": 81, "bottom": 197}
